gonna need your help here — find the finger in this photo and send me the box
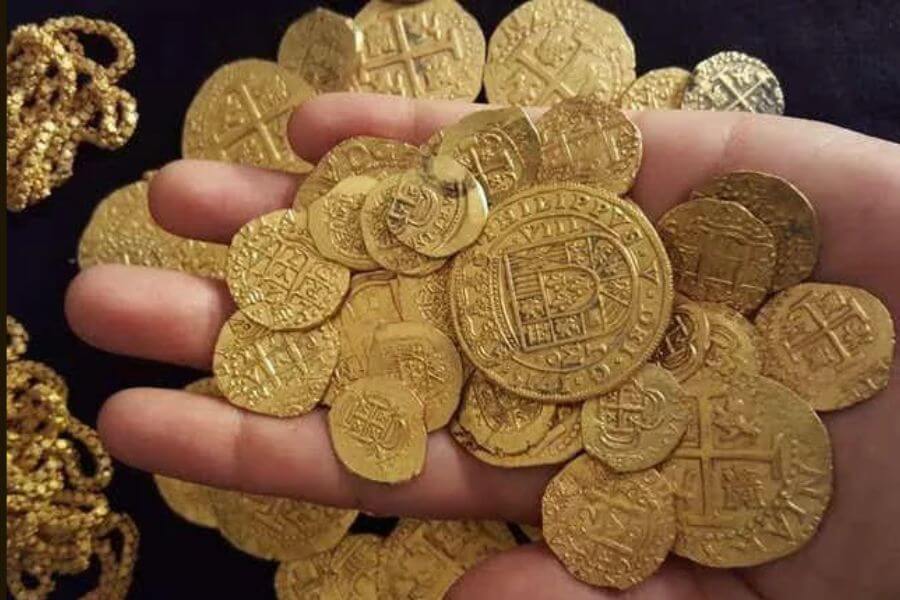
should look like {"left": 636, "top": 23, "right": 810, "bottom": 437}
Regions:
{"left": 98, "top": 387, "right": 554, "bottom": 524}
{"left": 65, "top": 264, "right": 233, "bottom": 369}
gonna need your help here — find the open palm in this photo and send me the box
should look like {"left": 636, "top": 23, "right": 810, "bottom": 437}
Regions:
{"left": 66, "top": 93, "right": 900, "bottom": 599}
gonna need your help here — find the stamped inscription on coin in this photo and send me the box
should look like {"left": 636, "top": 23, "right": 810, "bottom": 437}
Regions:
{"left": 277, "top": 8, "right": 362, "bottom": 93}
{"left": 275, "top": 534, "right": 381, "bottom": 600}
{"left": 397, "top": 263, "right": 456, "bottom": 343}
{"left": 652, "top": 296, "right": 710, "bottom": 383}
{"left": 620, "top": 67, "right": 691, "bottom": 110}
{"left": 682, "top": 51, "right": 785, "bottom": 115}
{"left": 695, "top": 302, "right": 764, "bottom": 378}
{"left": 308, "top": 175, "right": 380, "bottom": 271}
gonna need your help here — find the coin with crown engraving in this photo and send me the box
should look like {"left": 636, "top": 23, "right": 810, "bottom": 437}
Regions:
{"left": 277, "top": 8, "right": 362, "bottom": 93}
{"left": 682, "top": 51, "right": 785, "bottom": 115}
{"left": 308, "top": 175, "right": 381, "bottom": 271}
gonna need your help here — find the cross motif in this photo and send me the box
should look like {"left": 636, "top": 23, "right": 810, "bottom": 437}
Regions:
{"left": 509, "top": 43, "right": 584, "bottom": 105}
{"left": 595, "top": 385, "right": 656, "bottom": 448}
{"left": 542, "top": 124, "right": 626, "bottom": 176}
{"left": 784, "top": 292, "right": 870, "bottom": 369}
{"left": 218, "top": 83, "right": 289, "bottom": 162}
{"left": 710, "top": 73, "right": 768, "bottom": 112}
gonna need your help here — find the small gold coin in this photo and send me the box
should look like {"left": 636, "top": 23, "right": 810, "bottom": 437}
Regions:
{"left": 328, "top": 376, "right": 427, "bottom": 483}
{"left": 692, "top": 171, "right": 820, "bottom": 290}
{"left": 213, "top": 311, "right": 339, "bottom": 417}
{"left": 360, "top": 174, "right": 448, "bottom": 275}
{"left": 226, "top": 209, "right": 350, "bottom": 331}
{"left": 660, "top": 373, "right": 833, "bottom": 567}
{"left": 353, "top": 0, "right": 485, "bottom": 100}
{"left": 651, "top": 296, "right": 711, "bottom": 383}
{"left": 451, "top": 183, "right": 673, "bottom": 402}
{"left": 694, "top": 302, "right": 764, "bottom": 378}
{"left": 387, "top": 156, "right": 488, "bottom": 258}
{"left": 542, "top": 455, "right": 676, "bottom": 589}
{"left": 581, "top": 363, "right": 688, "bottom": 472}
{"left": 619, "top": 67, "right": 692, "bottom": 110}
{"left": 755, "top": 283, "right": 895, "bottom": 411}
{"left": 153, "top": 475, "right": 218, "bottom": 529}
{"left": 213, "top": 490, "right": 357, "bottom": 561}
{"left": 277, "top": 8, "right": 362, "bottom": 93}
{"left": 397, "top": 262, "right": 456, "bottom": 343}
{"left": 182, "top": 59, "right": 314, "bottom": 173}
{"left": 657, "top": 198, "right": 776, "bottom": 314}
{"left": 368, "top": 322, "right": 463, "bottom": 431}
{"left": 275, "top": 534, "right": 381, "bottom": 600}
{"left": 536, "top": 95, "right": 642, "bottom": 195}
{"left": 308, "top": 175, "right": 381, "bottom": 271}
{"left": 682, "top": 51, "right": 785, "bottom": 115}
{"left": 484, "top": 0, "right": 636, "bottom": 106}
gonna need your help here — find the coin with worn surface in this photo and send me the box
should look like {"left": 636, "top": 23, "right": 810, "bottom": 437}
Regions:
{"left": 543, "top": 455, "right": 676, "bottom": 589}
{"left": 651, "top": 296, "right": 711, "bottom": 383}
{"left": 153, "top": 475, "right": 218, "bottom": 529}
{"left": 368, "top": 322, "right": 463, "bottom": 431}
{"left": 353, "top": 0, "right": 485, "bottom": 100}
{"left": 682, "top": 51, "right": 785, "bottom": 115}
{"left": 484, "top": 0, "right": 635, "bottom": 106}
{"left": 397, "top": 262, "right": 456, "bottom": 343}
{"left": 277, "top": 8, "right": 362, "bottom": 93}
{"left": 536, "top": 95, "right": 642, "bottom": 195}
{"left": 755, "top": 283, "right": 895, "bottom": 411}
{"left": 182, "top": 59, "right": 314, "bottom": 173}
{"left": 692, "top": 171, "right": 820, "bottom": 290}
{"left": 213, "top": 491, "right": 357, "bottom": 561}
{"left": 226, "top": 209, "right": 350, "bottom": 331}
{"left": 694, "top": 302, "right": 763, "bottom": 378}
{"left": 657, "top": 198, "right": 776, "bottom": 314}
{"left": 451, "top": 183, "right": 673, "bottom": 402}
{"left": 581, "top": 363, "right": 688, "bottom": 472}
{"left": 661, "top": 372, "right": 832, "bottom": 567}
{"left": 275, "top": 534, "right": 381, "bottom": 600}
{"left": 328, "top": 376, "right": 427, "bottom": 483}
{"left": 619, "top": 67, "right": 691, "bottom": 110}
{"left": 308, "top": 175, "right": 380, "bottom": 271}
{"left": 213, "top": 311, "right": 339, "bottom": 417}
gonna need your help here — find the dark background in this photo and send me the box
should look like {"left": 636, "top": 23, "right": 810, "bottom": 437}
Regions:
{"left": 7, "top": 0, "right": 900, "bottom": 598}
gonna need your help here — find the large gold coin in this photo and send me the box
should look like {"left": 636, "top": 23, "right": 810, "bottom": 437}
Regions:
{"left": 293, "top": 136, "right": 422, "bottom": 209}
{"left": 368, "top": 322, "right": 463, "bottom": 431}
{"left": 277, "top": 8, "right": 362, "bottom": 93}
{"left": 542, "top": 455, "right": 676, "bottom": 589}
{"left": 657, "top": 198, "right": 776, "bottom": 314}
{"left": 619, "top": 67, "right": 691, "bottom": 110}
{"left": 755, "top": 283, "right": 895, "bottom": 411}
{"left": 275, "top": 534, "right": 381, "bottom": 600}
{"left": 484, "top": 0, "right": 636, "bottom": 106}
{"left": 213, "top": 491, "right": 357, "bottom": 561}
{"left": 153, "top": 475, "right": 218, "bottom": 529}
{"left": 451, "top": 183, "right": 673, "bottom": 402}
{"left": 308, "top": 175, "right": 381, "bottom": 271}
{"left": 226, "top": 209, "right": 350, "bottom": 331}
{"left": 397, "top": 262, "right": 456, "bottom": 343}
{"left": 328, "top": 376, "right": 427, "bottom": 483}
{"left": 536, "top": 95, "right": 642, "bottom": 195}
{"left": 353, "top": 0, "right": 485, "bottom": 100}
{"left": 377, "top": 519, "right": 516, "bottom": 599}
{"left": 581, "top": 363, "right": 688, "bottom": 472}
{"left": 651, "top": 295, "right": 711, "bottom": 383}
{"left": 695, "top": 302, "right": 764, "bottom": 378}
{"left": 682, "top": 51, "right": 785, "bottom": 115}
{"left": 213, "top": 311, "right": 339, "bottom": 417}
{"left": 387, "top": 156, "right": 488, "bottom": 257}
{"left": 182, "top": 59, "right": 314, "bottom": 173}
{"left": 692, "top": 171, "right": 820, "bottom": 290}
{"left": 660, "top": 372, "right": 833, "bottom": 567}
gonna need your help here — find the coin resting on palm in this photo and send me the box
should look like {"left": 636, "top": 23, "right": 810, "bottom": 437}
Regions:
{"left": 307, "top": 174, "right": 381, "bottom": 271}
{"left": 682, "top": 51, "right": 785, "bottom": 115}
{"left": 619, "top": 67, "right": 691, "bottom": 110}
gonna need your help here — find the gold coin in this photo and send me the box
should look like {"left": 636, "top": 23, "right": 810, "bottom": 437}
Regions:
{"left": 536, "top": 95, "right": 642, "bottom": 195}
{"left": 377, "top": 519, "right": 516, "bottom": 599}
{"left": 451, "top": 183, "right": 673, "bottom": 402}
{"left": 213, "top": 490, "right": 357, "bottom": 561}
{"left": 660, "top": 372, "right": 832, "bottom": 567}
{"left": 682, "top": 51, "right": 785, "bottom": 115}
{"left": 226, "top": 209, "right": 350, "bottom": 331}
{"left": 755, "top": 283, "right": 895, "bottom": 411}
{"left": 275, "top": 534, "right": 381, "bottom": 600}
{"left": 387, "top": 156, "right": 488, "bottom": 258}
{"left": 651, "top": 296, "right": 711, "bottom": 383}
{"left": 277, "top": 8, "right": 362, "bottom": 93}
{"left": 368, "top": 322, "right": 463, "bottom": 431}
{"left": 484, "top": 0, "right": 636, "bottom": 106}
{"left": 213, "top": 311, "right": 339, "bottom": 417}
{"left": 183, "top": 376, "right": 223, "bottom": 398}
{"left": 657, "top": 198, "right": 776, "bottom": 314}
{"left": 457, "top": 372, "right": 556, "bottom": 455}
{"left": 694, "top": 302, "right": 763, "bottom": 378}
{"left": 360, "top": 174, "right": 448, "bottom": 275}
{"left": 397, "top": 262, "right": 456, "bottom": 344}
{"left": 328, "top": 376, "right": 427, "bottom": 483}
{"left": 427, "top": 107, "right": 541, "bottom": 205}
{"left": 293, "top": 136, "right": 422, "bottom": 210}
{"left": 619, "top": 67, "right": 691, "bottom": 110}
{"left": 182, "top": 59, "right": 314, "bottom": 173}
{"left": 153, "top": 475, "right": 218, "bottom": 529}
{"left": 353, "top": 0, "right": 485, "bottom": 100}
{"left": 542, "top": 455, "right": 676, "bottom": 589}
{"left": 692, "top": 171, "right": 820, "bottom": 291}
{"left": 308, "top": 175, "right": 381, "bottom": 271}
{"left": 581, "top": 363, "right": 688, "bottom": 472}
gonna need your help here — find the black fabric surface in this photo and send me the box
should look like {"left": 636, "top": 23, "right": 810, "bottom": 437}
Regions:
{"left": 6, "top": 1, "right": 900, "bottom": 598}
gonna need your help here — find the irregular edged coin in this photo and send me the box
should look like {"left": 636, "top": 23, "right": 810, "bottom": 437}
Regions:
{"left": 153, "top": 475, "right": 218, "bottom": 529}
{"left": 651, "top": 296, "right": 711, "bottom": 383}
{"left": 226, "top": 209, "right": 350, "bottom": 331}
{"left": 755, "top": 283, "right": 895, "bottom": 411}
{"left": 275, "top": 534, "right": 381, "bottom": 600}
{"left": 682, "top": 51, "right": 785, "bottom": 115}
{"left": 542, "top": 455, "right": 676, "bottom": 589}
{"left": 693, "top": 301, "right": 764, "bottom": 378}
{"left": 277, "top": 8, "right": 362, "bottom": 93}
{"left": 397, "top": 262, "right": 456, "bottom": 343}
{"left": 619, "top": 67, "right": 692, "bottom": 110}
{"left": 308, "top": 175, "right": 381, "bottom": 271}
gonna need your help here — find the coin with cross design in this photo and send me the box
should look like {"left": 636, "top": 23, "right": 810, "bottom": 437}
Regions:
{"left": 682, "top": 51, "right": 785, "bottom": 115}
